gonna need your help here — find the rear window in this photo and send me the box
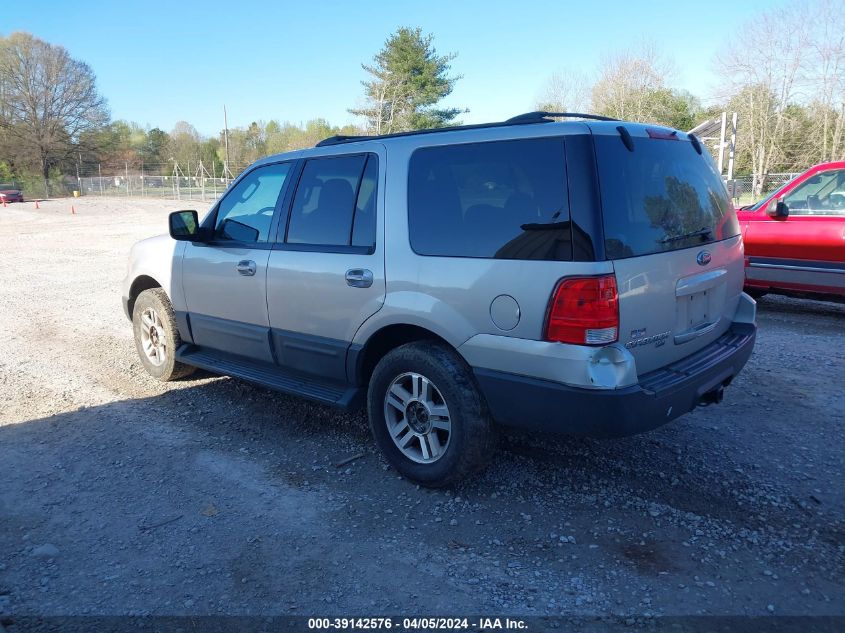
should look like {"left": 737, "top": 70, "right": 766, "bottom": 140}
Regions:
{"left": 595, "top": 135, "right": 740, "bottom": 259}
{"left": 408, "top": 138, "right": 572, "bottom": 260}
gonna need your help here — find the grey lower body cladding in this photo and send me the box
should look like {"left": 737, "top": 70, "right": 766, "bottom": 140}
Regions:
{"left": 473, "top": 323, "right": 756, "bottom": 438}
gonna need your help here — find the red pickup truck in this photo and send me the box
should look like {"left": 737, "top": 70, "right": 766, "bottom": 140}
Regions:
{"left": 736, "top": 161, "right": 845, "bottom": 300}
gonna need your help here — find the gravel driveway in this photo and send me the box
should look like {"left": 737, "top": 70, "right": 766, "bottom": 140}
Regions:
{"left": 0, "top": 198, "right": 842, "bottom": 620}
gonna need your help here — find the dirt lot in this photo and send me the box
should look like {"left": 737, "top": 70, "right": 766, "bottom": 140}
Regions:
{"left": 0, "top": 197, "right": 843, "bottom": 619}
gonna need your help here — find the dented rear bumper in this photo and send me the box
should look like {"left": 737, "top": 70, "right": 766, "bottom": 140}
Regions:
{"left": 474, "top": 321, "right": 756, "bottom": 438}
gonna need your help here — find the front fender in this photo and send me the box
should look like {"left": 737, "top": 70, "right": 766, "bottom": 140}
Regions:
{"left": 122, "top": 236, "right": 186, "bottom": 314}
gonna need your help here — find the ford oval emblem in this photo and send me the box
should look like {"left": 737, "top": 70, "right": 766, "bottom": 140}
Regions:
{"left": 697, "top": 251, "right": 712, "bottom": 266}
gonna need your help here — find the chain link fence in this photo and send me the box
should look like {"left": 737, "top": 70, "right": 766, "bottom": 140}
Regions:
{"left": 41, "top": 161, "right": 251, "bottom": 203}
{"left": 24, "top": 161, "right": 804, "bottom": 208}
{"left": 725, "top": 172, "right": 800, "bottom": 206}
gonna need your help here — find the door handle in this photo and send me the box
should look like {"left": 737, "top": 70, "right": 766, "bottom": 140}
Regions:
{"left": 345, "top": 268, "right": 373, "bottom": 288}
{"left": 236, "top": 260, "right": 256, "bottom": 276}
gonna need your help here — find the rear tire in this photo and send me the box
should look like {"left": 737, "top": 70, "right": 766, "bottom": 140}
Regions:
{"left": 132, "top": 288, "right": 195, "bottom": 382}
{"left": 745, "top": 288, "right": 767, "bottom": 299}
{"left": 367, "top": 341, "right": 496, "bottom": 487}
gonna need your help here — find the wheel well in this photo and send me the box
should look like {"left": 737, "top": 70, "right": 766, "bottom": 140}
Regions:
{"left": 128, "top": 275, "right": 161, "bottom": 316}
{"left": 356, "top": 324, "right": 452, "bottom": 385}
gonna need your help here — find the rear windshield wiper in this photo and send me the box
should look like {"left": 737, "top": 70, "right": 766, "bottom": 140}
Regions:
{"left": 520, "top": 221, "right": 570, "bottom": 230}
{"left": 659, "top": 227, "right": 712, "bottom": 244}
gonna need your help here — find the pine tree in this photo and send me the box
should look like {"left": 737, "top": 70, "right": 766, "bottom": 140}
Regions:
{"left": 350, "top": 28, "right": 464, "bottom": 134}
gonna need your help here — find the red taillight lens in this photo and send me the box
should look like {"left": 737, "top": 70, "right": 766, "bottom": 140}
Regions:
{"left": 545, "top": 275, "right": 619, "bottom": 345}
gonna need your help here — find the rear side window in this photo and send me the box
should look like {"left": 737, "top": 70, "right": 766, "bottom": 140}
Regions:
{"left": 286, "top": 154, "right": 377, "bottom": 249}
{"left": 408, "top": 138, "right": 571, "bottom": 260}
{"left": 352, "top": 156, "right": 379, "bottom": 247}
{"left": 595, "top": 135, "right": 740, "bottom": 259}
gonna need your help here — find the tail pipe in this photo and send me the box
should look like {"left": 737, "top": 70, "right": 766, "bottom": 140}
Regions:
{"left": 698, "top": 385, "right": 725, "bottom": 407}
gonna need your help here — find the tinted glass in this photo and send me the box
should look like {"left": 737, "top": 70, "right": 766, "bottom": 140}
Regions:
{"left": 595, "top": 136, "right": 740, "bottom": 259}
{"left": 287, "top": 155, "right": 368, "bottom": 246}
{"left": 783, "top": 169, "right": 845, "bottom": 216}
{"left": 408, "top": 138, "right": 571, "bottom": 260}
{"left": 351, "top": 156, "right": 378, "bottom": 248}
{"left": 214, "top": 163, "right": 290, "bottom": 242}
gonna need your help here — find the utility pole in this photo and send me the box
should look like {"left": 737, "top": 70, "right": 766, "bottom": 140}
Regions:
{"left": 212, "top": 160, "right": 217, "bottom": 200}
{"left": 223, "top": 104, "right": 231, "bottom": 182}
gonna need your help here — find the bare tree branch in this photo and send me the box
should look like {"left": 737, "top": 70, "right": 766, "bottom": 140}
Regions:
{"left": 0, "top": 32, "right": 108, "bottom": 193}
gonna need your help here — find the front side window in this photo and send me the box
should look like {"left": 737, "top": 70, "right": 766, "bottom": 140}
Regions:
{"left": 783, "top": 169, "right": 845, "bottom": 216}
{"left": 286, "top": 154, "right": 377, "bottom": 248}
{"left": 214, "top": 163, "right": 291, "bottom": 243}
{"left": 408, "top": 138, "right": 571, "bottom": 260}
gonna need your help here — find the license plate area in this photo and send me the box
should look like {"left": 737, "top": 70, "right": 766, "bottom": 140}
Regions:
{"left": 683, "top": 290, "right": 711, "bottom": 329}
{"left": 674, "top": 275, "right": 726, "bottom": 345}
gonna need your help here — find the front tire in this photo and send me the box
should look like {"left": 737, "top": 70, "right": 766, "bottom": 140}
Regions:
{"left": 132, "top": 288, "right": 195, "bottom": 382}
{"left": 367, "top": 341, "right": 496, "bottom": 487}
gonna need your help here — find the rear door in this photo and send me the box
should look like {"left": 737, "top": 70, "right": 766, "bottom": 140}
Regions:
{"left": 266, "top": 149, "right": 385, "bottom": 381}
{"left": 592, "top": 126, "right": 744, "bottom": 375}
{"left": 744, "top": 167, "right": 845, "bottom": 295}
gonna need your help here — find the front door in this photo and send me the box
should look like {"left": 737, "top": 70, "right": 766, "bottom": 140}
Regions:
{"left": 745, "top": 167, "right": 845, "bottom": 295}
{"left": 182, "top": 161, "right": 294, "bottom": 362}
{"left": 266, "top": 150, "right": 385, "bottom": 381}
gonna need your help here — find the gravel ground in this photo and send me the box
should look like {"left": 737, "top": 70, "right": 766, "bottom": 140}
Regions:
{"left": 0, "top": 197, "right": 843, "bottom": 619}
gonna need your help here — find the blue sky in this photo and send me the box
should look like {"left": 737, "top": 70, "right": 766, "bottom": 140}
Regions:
{"left": 5, "top": 0, "right": 778, "bottom": 137}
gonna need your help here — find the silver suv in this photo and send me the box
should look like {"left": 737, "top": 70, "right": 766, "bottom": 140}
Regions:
{"left": 123, "top": 112, "right": 757, "bottom": 487}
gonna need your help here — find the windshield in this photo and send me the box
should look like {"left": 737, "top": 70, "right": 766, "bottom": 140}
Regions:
{"left": 594, "top": 135, "right": 740, "bottom": 259}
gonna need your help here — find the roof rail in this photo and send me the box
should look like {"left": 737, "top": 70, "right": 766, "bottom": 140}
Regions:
{"left": 316, "top": 135, "right": 369, "bottom": 147}
{"left": 505, "top": 111, "right": 619, "bottom": 123}
{"left": 315, "top": 111, "right": 617, "bottom": 147}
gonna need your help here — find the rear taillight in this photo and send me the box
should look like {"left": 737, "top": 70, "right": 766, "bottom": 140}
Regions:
{"left": 545, "top": 275, "right": 619, "bottom": 345}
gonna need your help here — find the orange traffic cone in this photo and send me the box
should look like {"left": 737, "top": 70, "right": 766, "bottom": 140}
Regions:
{"left": 35, "top": 200, "right": 40, "bottom": 209}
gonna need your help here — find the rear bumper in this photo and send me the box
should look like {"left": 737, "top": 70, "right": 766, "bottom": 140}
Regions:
{"left": 474, "top": 322, "right": 756, "bottom": 438}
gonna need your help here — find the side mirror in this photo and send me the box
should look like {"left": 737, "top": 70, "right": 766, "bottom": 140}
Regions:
{"left": 169, "top": 210, "right": 202, "bottom": 240}
{"left": 766, "top": 199, "right": 789, "bottom": 219}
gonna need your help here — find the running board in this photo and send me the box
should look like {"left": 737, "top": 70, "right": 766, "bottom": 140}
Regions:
{"left": 176, "top": 346, "right": 363, "bottom": 408}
